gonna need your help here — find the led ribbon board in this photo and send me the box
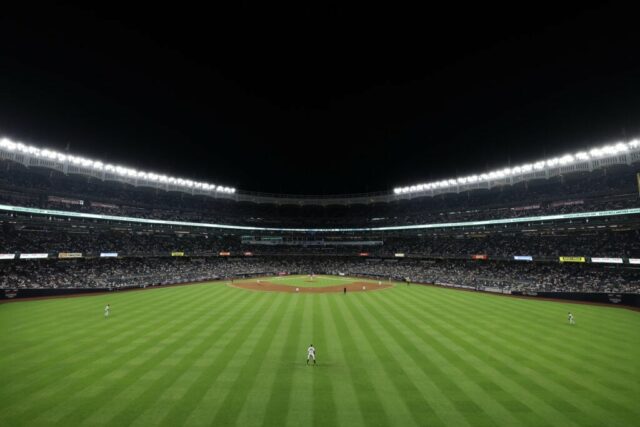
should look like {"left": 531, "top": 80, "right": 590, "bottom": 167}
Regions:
{"left": 0, "top": 203, "right": 639, "bottom": 233}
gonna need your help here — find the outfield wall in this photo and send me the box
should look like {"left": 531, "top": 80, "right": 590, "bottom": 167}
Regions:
{"left": 510, "top": 291, "right": 640, "bottom": 308}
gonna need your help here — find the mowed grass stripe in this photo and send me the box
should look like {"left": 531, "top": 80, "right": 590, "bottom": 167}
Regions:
{"left": 285, "top": 295, "right": 314, "bottom": 427}
{"left": 311, "top": 294, "right": 338, "bottom": 427}
{"left": 233, "top": 294, "right": 301, "bottom": 427}
{"left": 260, "top": 294, "right": 305, "bottom": 427}
{"left": 206, "top": 292, "right": 292, "bottom": 426}
{"left": 326, "top": 294, "right": 392, "bottom": 427}
{"left": 335, "top": 294, "right": 421, "bottom": 427}
{"left": 378, "top": 288, "right": 557, "bottom": 427}
{"left": 0, "top": 284, "right": 228, "bottom": 370}
{"left": 0, "top": 285, "right": 226, "bottom": 424}
{"left": 388, "top": 288, "right": 584, "bottom": 425}
{"left": 0, "top": 285, "right": 234, "bottom": 391}
{"left": 470, "top": 296, "right": 639, "bottom": 394}
{"left": 458, "top": 291, "right": 634, "bottom": 364}
{"left": 81, "top": 287, "right": 257, "bottom": 426}
{"left": 468, "top": 298, "right": 640, "bottom": 421}
{"left": 362, "top": 289, "right": 527, "bottom": 427}
{"left": 360, "top": 292, "right": 478, "bottom": 427}
{"left": 354, "top": 291, "right": 488, "bottom": 425}
{"left": 405, "top": 288, "right": 604, "bottom": 426}
{"left": 404, "top": 287, "right": 638, "bottom": 425}
{"left": 421, "top": 286, "right": 629, "bottom": 368}
{"left": 27, "top": 285, "right": 244, "bottom": 426}
{"left": 454, "top": 295, "right": 640, "bottom": 423}
{"left": 484, "top": 298, "right": 639, "bottom": 381}
{"left": 0, "top": 283, "right": 219, "bottom": 337}
{"left": 148, "top": 292, "right": 281, "bottom": 426}
{"left": 429, "top": 288, "right": 640, "bottom": 413}
{"left": 450, "top": 289, "right": 635, "bottom": 354}
{"left": 318, "top": 294, "right": 367, "bottom": 427}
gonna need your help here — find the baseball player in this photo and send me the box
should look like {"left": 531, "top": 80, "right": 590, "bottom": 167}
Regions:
{"left": 104, "top": 304, "right": 111, "bottom": 319}
{"left": 568, "top": 312, "right": 575, "bottom": 325}
{"left": 306, "top": 344, "right": 316, "bottom": 365}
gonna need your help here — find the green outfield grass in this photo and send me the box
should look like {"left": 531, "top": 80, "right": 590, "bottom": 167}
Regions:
{"left": 1, "top": 276, "right": 639, "bottom": 427}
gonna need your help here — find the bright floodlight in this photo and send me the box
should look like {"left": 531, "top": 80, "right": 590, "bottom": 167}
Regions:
{"left": 394, "top": 138, "right": 640, "bottom": 195}
{"left": 0, "top": 136, "right": 236, "bottom": 194}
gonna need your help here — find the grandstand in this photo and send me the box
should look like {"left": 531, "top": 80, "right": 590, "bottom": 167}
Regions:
{"left": 1, "top": 136, "right": 639, "bottom": 304}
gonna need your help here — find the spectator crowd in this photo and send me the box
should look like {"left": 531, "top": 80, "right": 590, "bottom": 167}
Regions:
{"left": 1, "top": 257, "right": 638, "bottom": 294}
{"left": 1, "top": 158, "right": 639, "bottom": 295}
{"left": 1, "top": 159, "right": 639, "bottom": 228}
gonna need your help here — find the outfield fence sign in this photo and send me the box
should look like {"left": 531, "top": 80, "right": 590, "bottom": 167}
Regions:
{"left": 559, "top": 256, "right": 586, "bottom": 263}
{"left": 591, "top": 257, "right": 623, "bottom": 264}
{"left": 58, "top": 252, "right": 82, "bottom": 259}
{"left": 19, "top": 253, "right": 49, "bottom": 259}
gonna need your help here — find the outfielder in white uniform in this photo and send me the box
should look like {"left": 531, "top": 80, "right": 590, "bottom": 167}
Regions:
{"left": 568, "top": 312, "right": 575, "bottom": 325}
{"left": 307, "top": 344, "right": 316, "bottom": 365}
{"left": 104, "top": 304, "right": 110, "bottom": 319}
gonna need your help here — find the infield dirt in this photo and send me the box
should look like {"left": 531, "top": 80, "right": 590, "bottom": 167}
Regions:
{"left": 230, "top": 280, "right": 392, "bottom": 293}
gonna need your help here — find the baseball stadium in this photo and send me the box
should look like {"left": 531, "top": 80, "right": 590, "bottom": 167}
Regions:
{"left": 2, "top": 4, "right": 640, "bottom": 427}
{"left": 1, "top": 135, "right": 639, "bottom": 427}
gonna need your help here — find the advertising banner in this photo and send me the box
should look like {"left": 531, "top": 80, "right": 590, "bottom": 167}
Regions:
{"left": 48, "top": 195, "right": 84, "bottom": 205}
{"left": 171, "top": 252, "right": 185, "bottom": 257}
{"left": 100, "top": 252, "right": 118, "bottom": 258}
{"left": 394, "top": 253, "right": 405, "bottom": 257}
{"left": 58, "top": 252, "right": 82, "bottom": 259}
{"left": 629, "top": 258, "right": 640, "bottom": 265}
{"left": 510, "top": 204, "right": 540, "bottom": 211}
{"left": 559, "top": 256, "right": 586, "bottom": 263}
{"left": 219, "top": 252, "right": 231, "bottom": 256}
{"left": 91, "top": 202, "right": 119, "bottom": 209}
{"left": 0, "top": 253, "right": 16, "bottom": 260}
{"left": 19, "top": 253, "right": 49, "bottom": 259}
{"left": 243, "top": 252, "right": 253, "bottom": 256}
{"left": 591, "top": 257, "right": 623, "bottom": 264}
{"left": 472, "top": 254, "right": 488, "bottom": 260}
{"left": 359, "top": 252, "right": 370, "bottom": 257}
{"left": 513, "top": 255, "right": 533, "bottom": 261}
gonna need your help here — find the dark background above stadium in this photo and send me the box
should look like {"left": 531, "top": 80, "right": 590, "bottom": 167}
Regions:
{"left": 1, "top": 4, "right": 639, "bottom": 194}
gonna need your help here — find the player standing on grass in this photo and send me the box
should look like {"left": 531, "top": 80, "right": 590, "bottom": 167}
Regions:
{"left": 307, "top": 344, "right": 316, "bottom": 365}
{"left": 104, "top": 304, "right": 110, "bottom": 319}
{"left": 568, "top": 312, "right": 575, "bottom": 325}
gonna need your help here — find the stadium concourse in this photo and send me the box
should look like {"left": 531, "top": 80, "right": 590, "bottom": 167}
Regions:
{"left": 1, "top": 139, "right": 640, "bottom": 304}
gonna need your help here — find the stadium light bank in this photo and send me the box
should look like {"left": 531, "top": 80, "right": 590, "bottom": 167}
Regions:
{"left": 0, "top": 137, "right": 236, "bottom": 195}
{"left": 1, "top": 135, "right": 639, "bottom": 202}
{"left": 393, "top": 139, "right": 640, "bottom": 195}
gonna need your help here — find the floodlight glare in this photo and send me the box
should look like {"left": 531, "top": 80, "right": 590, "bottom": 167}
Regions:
{"left": 393, "top": 137, "right": 640, "bottom": 196}
{"left": 0, "top": 136, "right": 236, "bottom": 196}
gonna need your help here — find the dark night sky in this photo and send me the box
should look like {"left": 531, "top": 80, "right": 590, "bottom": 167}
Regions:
{"left": 1, "top": 4, "right": 639, "bottom": 194}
